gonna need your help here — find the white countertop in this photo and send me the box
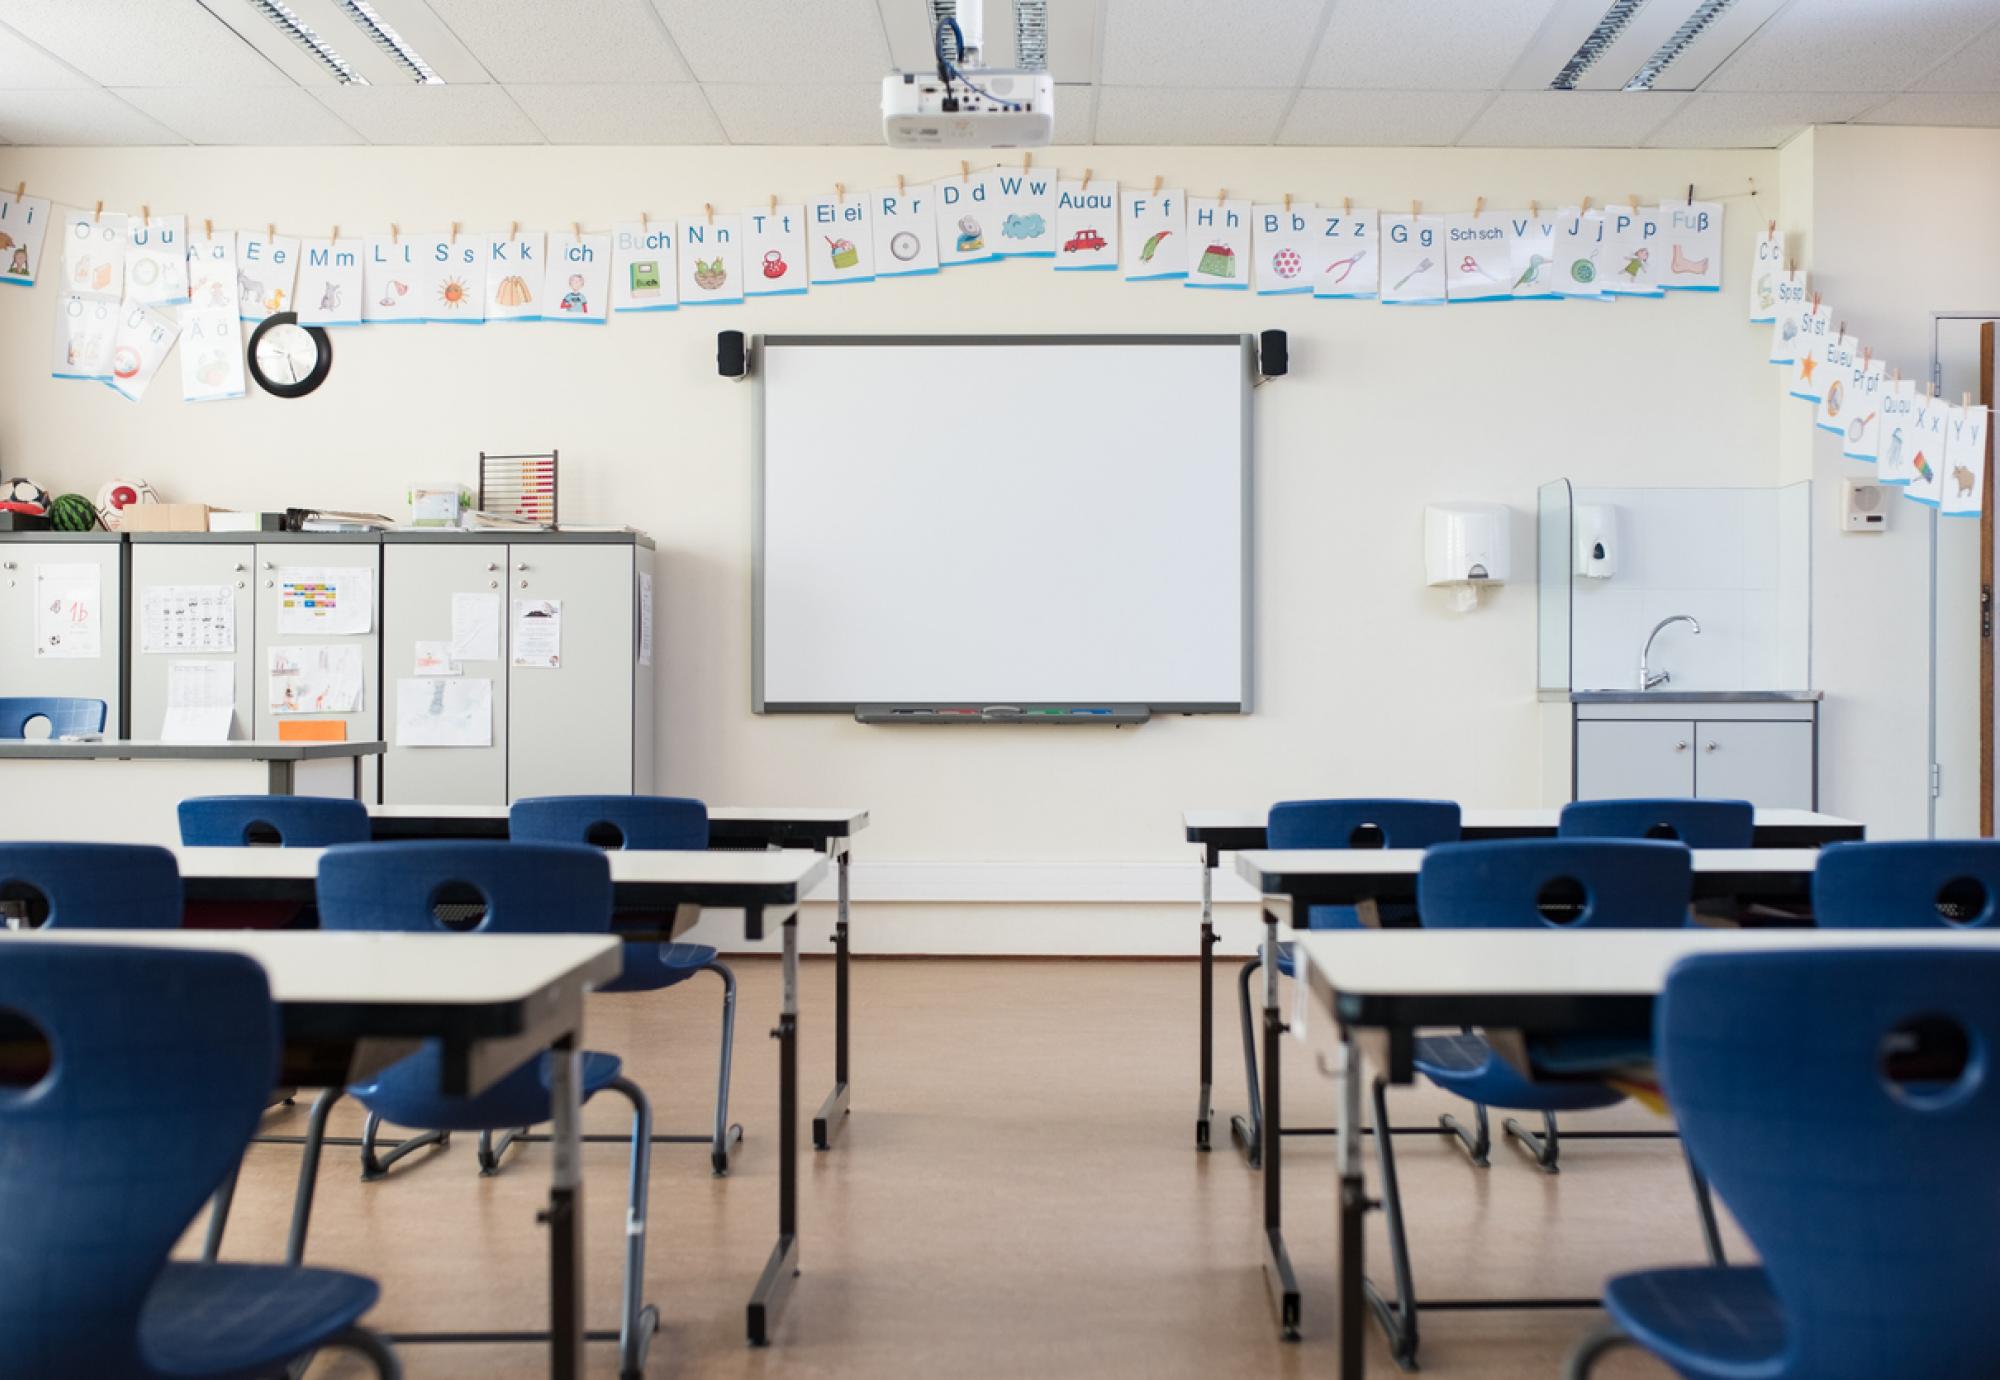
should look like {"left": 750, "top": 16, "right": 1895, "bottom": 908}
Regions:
{"left": 0, "top": 739, "right": 385, "bottom": 761}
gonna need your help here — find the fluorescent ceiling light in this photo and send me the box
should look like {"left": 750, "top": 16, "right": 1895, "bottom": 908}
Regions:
{"left": 1549, "top": 0, "right": 1651, "bottom": 90}
{"left": 336, "top": 0, "right": 443, "bottom": 84}
{"left": 1623, "top": 0, "right": 1740, "bottom": 89}
{"left": 243, "top": 0, "right": 367, "bottom": 84}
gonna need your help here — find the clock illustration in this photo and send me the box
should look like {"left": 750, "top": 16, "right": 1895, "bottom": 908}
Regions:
{"left": 246, "top": 311, "right": 333, "bottom": 399}
{"left": 889, "top": 230, "right": 921, "bottom": 262}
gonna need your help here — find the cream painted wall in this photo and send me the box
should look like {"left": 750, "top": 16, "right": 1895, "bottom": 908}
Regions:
{"left": 0, "top": 144, "right": 1781, "bottom": 951}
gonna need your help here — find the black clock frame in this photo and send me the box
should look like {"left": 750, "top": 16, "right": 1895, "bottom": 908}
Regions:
{"left": 246, "top": 311, "right": 333, "bottom": 399}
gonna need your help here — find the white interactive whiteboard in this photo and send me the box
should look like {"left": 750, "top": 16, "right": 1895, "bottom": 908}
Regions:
{"left": 755, "top": 335, "right": 1252, "bottom": 713}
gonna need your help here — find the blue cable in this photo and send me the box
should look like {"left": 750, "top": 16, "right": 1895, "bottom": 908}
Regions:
{"left": 933, "top": 13, "right": 1021, "bottom": 111}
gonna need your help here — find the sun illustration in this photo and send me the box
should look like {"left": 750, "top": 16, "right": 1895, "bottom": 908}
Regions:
{"left": 437, "top": 275, "right": 470, "bottom": 310}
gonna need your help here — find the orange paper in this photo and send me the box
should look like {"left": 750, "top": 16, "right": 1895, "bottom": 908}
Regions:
{"left": 278, "top": 719, "right": 346, "bottom": 743}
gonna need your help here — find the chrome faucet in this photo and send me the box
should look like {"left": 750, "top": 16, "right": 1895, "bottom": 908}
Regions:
{"left": 1640, "top": 615, "right": 1700, "bottom": 689}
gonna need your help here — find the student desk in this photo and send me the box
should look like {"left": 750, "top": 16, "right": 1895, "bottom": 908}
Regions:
{"left": 0, "top": 740, "right": 385, "bottom": 847}
{"left": 170, "top": 844, "right": 830, "bottom": 1348}
{"left": 1287, "top": 927, "right": 2000, "bottom": 1380}
{"left": 367, "top": 802, "right": 871, "bottom": 1151}
{"left": 1180, "top": 809, "right": 1860, "bottom": 1151}
{"left": 0, "top": 927, "right": 620, "bottom": 1380}
{"left": 1226, "top": 847, "right": 1819, "bottom": 1343}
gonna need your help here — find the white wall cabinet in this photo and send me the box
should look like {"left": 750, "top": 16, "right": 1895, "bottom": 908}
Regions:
{"left": 1572, "top": 700, "right": 1818, "bottom": 809}
{"left": 1576, "top": 720, "right": 1695, "bottom": 799}
{"left": 0, "top": 533, "right": 126, "bottom": 733}
{"left": 1693, "top": 721, "right": 1814, "bottom": 808}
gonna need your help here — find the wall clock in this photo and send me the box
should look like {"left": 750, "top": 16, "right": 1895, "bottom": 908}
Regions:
{"left": 246, "top": 311, "right": 332, "bottom": 398}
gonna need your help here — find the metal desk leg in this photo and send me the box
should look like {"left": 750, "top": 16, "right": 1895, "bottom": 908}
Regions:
{"left": 1196, "top": 846, "right": 1216, "bottom": 1150}
{"left": 1338, "top": 1022, "right": 1365, "bottom": 1380}
{"left": 546, "top": 1033, "right": 585, "bottom": 1380}
{"left": 748, "top": 906, "right": 801, "bottom": 1345}
{"left": 1261, "top": 908, "right": 1301, "bottom": 1340}
{"left": 813, "top": 844, "right": 851, "bottom": 1150}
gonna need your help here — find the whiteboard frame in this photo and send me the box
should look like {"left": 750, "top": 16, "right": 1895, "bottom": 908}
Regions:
{"left": 752, "top": 333, "right": 1256, "bottom": 715}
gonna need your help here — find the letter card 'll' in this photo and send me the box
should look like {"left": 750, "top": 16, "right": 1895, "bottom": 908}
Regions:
{"left": 364, "top": 233, "right": 426, "bottom": 324}
{"left": 0, "top": 193, "right": 51, "bottom": 286}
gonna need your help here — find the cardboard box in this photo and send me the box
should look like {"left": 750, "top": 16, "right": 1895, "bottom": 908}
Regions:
{"left": 118, "top": 503, "right": 210, "bottom": 532}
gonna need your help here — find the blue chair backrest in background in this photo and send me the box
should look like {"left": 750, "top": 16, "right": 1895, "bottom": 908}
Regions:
{"left": 0, "top": 696, "right": 107, "bottom": 739}
{"left": 1659, "top": 948, "right": 2000, "bottom": 1378}
{"left": 0, "top": 942, "right": 276, "bottom": 1377}
{"left": 178, "top": 795, "right": 371, "bottom": 848}
{"left": 316, "top": 840, "right": 611, "bottom": 935}
{"left": 1812, "top": 840, "right": 2000, "bottom": 929}
{"left": 1418, "top": 838, "right": 1692, "bottom": 929}
{"left": 0, "top": 842, "right": 180, "bottom": 929}
{"left": 1269, "top": 799, "right": 1461, "bottom": 930}
{"left": 1559, "top": 797, "right": 1755, "bottom": 848}
{"left": 510, "top": 794, "right": 708, "bottom": 851}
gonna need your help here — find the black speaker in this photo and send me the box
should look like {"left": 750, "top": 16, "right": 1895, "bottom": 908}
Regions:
{"left": 1259, "top": 328, "right": 1288, "bottom": 378}
{"left": 717, "top": 329, "right": 747, "bottom": 379}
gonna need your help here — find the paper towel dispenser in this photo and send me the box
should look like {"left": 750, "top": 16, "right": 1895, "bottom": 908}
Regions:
{"left": 1574, "top": 503, "right": 1619, "bottom": 579}
{"left": 1425, "top": 503, "right": 1510, "bottom": 611}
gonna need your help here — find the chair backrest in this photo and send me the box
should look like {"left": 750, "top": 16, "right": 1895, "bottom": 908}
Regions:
{"left": 0, "top": 842, "right": 181, "bottom": 929}
{"left": 1559, "top": 797, "right": 1755, "bottom": 848}
{"left": 509, "top": 795, "right": 709, "bottom": 851}
{"left": 316, "top": 840, "right": 611, "bottom": 935}
{"left": 1812, "top": 841, "right": 2000, "bottom": 929}
{"left": 178, "top": 794, "right": 372, "bottom": 848}
{"left": 1660, "top": 949, "right": 2000, "bottom": 1379}
{"left": 0, "top": 696, "right": 107, "bottom": 740}
{"left": 1267, "top": 799, "right": 1461, "bottom": 851}
{"left": 1418, "top": 839, "right": 1692, "bottom": 929}
{"left": 0, "top": 942, "right": 275, "bottom": 1378}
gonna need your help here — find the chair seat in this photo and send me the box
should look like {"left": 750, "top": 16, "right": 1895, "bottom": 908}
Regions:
{"left": 142, "top": 1262, "right": 379, "bottom": 1380}
{"left": 600, "top": 940, "right": 718, "bottom": 993}
{"left": 1413, "top": 1032, "right": 1628, "bottom": 1112}
{"left": 351, "top": 1046, "right": 623, "bottom": 1132}
{"left": 1601, "top": 1267, "right": 1788, "bottom": 1380}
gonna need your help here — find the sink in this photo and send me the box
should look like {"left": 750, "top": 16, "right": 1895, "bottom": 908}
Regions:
{"left": 1567, "top": 689, "right": 1823, "bottom": 704}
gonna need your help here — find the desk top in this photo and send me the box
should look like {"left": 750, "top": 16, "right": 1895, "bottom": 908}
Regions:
{"left": 1184, "top": 807, "right": 1862, "bottom": 846}
{"left": 367, "top": 802, "right": 871, "bottom": 841}
{"left": 0, "top": 739, "right": 386, "bottom": 762}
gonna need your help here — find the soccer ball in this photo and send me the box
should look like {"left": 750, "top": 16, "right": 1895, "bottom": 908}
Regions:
{"left": 1, "top": 476, "right": 49, "bottom": 511}
{"left": 96, "top": 477, "right": 159, "bottom": 529}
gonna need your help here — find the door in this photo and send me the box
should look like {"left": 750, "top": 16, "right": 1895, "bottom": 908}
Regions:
{"left": 507, "top": 543, "right": 634, "bottom": 801}
{"left": 254, "top": 542, "right": 381, "bottom": 797}
{"left": 1575, "top": 719, "right": 1695, "bottom": 800}
{"left": 381, "top": 540, "right": 509, "bottom": 804}
{"left": 0, "top": 538, "right": 124, "bottom": 733}
{"left": 129, "top": 540, "right": 254, "bottom": 741}
{"left": 1932, "top": 313, "right": 1997, "bottom": 836}
{"left": 1694, "top": 720, "right": 1814, "bottom": 809}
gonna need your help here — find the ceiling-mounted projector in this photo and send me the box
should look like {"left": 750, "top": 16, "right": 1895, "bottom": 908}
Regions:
{"left": 883, "top": 0, "right": 1054, "bottom": 149}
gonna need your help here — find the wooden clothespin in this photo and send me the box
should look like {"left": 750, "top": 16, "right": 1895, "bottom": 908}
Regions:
{"left": 767, "top": 195, "right": 776, "bottom": 216}
{"left": 203, "top": 217, "right": 212, "bottom": 237}
{"left": 1283, "top": 192, "right": 1291, "bottom": 215}
{"left": 1529, "top": 200, "right": 1538, "bottom": 219}
{"left": 1862, "top": 347, "right": 1872, "bottom": 368}
{"left": 1768, "top": 218, "right": 1777, "bottom": 235}
{"left": 508, "top": 220, "right": 517, "bottom": 242}
{"left": 1152, "top": 175, "right": 1162, "bottom": 197}
{"left": 1748, "top": 177, "right": 1757, "bottom": 198}
{"left": 1928, "top": 381, "right": 1937, "bottom": 399}
{"left": 1627, "top": 194, "right": 1639, "bottom": 213}
{"left": 12, "top": 181, "right": 22, "bottom": 202}
{"left": 93, "top": 200, "right": 102, "bottom": 223}
{"left": 836, "top": 182, "right": 845, "bottom": 204}
{"left": 141, "top": 204, "right": 150, "bottom": 225}
{"left": 897, "top": 174, "right": 905, "bottom": 196}
{"left": 331, "top": 224, "right": 339, "bottom": 241}
{"left": 1473, "top": 196, "right": 1484, "bottom": 219}
{"left": 450, "top": 221, "right": 460, "bottom": 245}
{"left": 1023, "top": 152, "right": 1032, "bottom": 170}
{"left": 1581, "top": 196, "right": 1593, "bottom": 215}
{"left": 1686, "top": 183, "right": 1694, "bottom": 206}
{"left": 704, "top": 203, "right": 713, "bottom": 226}
{"left": 570, "top": 221, "right": 580, "bottom": 240}
{"left": 1964, "top": 391, "right": 1973, "bottom": 408}
{"left": 391, "top": 222, "right": 399, "bottom": 244}
{"left": 1218, "top": 187, "right": 1228, "bottom": 203}
{"left": 1786, "top": 258, "right": 1794, "bottom": 273}
{"left": 1811, "top": 291, "right": 1821, "bottom": 313}
{"left": 1410, "top": 199, "right": 1420, "bottom": 218}
{"left": 1342, "top": 196, "right": 1351, "bottom": 216}
{"left": 1893, "top": 367, "right": 1901, "bottom": 383}
{"left": 961, "top": 160, "right": 970, "bottom": 181}
{"left": 1081, "top": 168, "right": 1092, "bottom": 190}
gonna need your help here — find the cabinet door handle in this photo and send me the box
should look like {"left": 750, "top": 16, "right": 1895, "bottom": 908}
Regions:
{"left": 515, "top": 562, "right": 529, "bottom": 572}
{"left": 1705, "top": 741, "right": 1719, "bottom": 752}
{"left": 486, "top": 562, "right": 500, "bottom": 572}
{"left": 1674, "top": 741, "right": 1688, "bottom": 752}
{"left": 262, "top": 561, "right": 274, "bottom": 570}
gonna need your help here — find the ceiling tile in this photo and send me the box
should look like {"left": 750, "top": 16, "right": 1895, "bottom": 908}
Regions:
{"left": 503, "top": 83, "right": 723, "bottom": 143}
{"left": 878, "top": 0, "right": 1099, "bottom": 84}
{"left": 702, "top": 83, "right": 886, "bottom": 144}
{"left": 1091, "top": 86, "right": 1291, "bottom": 144}
{"left": 115, "top": 85, "right": 365, "bottom": 145}
{"left": 0, "top": 87, "right": 184, "bottom": 145}
{"left": 1051, "top": 84, "right": 1097, "bottom": 145}
{"left": 418, "top": 0, "right": 691, "bottom": 84}
{"left": 1307, "top": 0, "right": 1561, "bottom": 90}
{"left": 0, "top": 0, "right": 291, "bottom": 87}
{"left": 1855, "top": 91, "right": 2000, "bottom": 127}
{"left": 1098, "top": 0, "right": 1329, "bottom": 88}
{"left": 1704, "top": 0, "right": 2000, "bottom": 94}
{"left": 0, "top": 22, "right": 93, "bottom": 88}
{"left": 1642, "top": 92, "right": 1874, "bottom": 148}
{"left": 1912, "top": 19, "right": 2000, "bottom": 91}
{"left": 1278, "top": 88, "right": 1489, "bottom": 145}
{"left": 308, "top": 83, "right": 545, "bottom": 144}
{"left": 1458, "top": 91, "right": 1687, "bottom": 148}
{"left": 651, "top": 0, "right": 892, "bottom": 84}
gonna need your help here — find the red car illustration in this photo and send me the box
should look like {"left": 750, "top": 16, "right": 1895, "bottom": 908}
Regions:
{"left": 1063, "top": 228, "right": 1107, "bottom": 253}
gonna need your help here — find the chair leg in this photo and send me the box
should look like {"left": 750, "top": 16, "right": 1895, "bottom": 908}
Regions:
{"left": 359, "top": 1108, "right": 449, "bottom": 1181}
{"left": 1363, "top": 1075, "right": 1420, "bottom": 1371}
{"left": 607, "top": 1075, "right": 660, "bottom": 1380}
{"left": 1504, "top": 1110, "right": 1562, "bottom": 1173}
{"left": 1439, "top": 1100, "right": 1492, "bottom": 1167}
{"left": 1230, "top": 955, "right": 1264, "bottom": 1167}
{"left": 201, "top": 1159, "right": 240, "bottom": 1262}
{"left": 287, "top": 1088, "right": 342, "bottom": 1266}
{"left": 1564, "top": 1321, "right": 1635, "bottom": 1380}
{"left": 1687, "top": 1155, "right": 1727, "bottom": 1266}
{"left": 325, "top": 1323, "right": 404, "bottom": 1380}
{"left": 705, "top": 960, "right": 745, "bottom": 1176}
{"left": 477, "top": 1126, "right": 529, "bottom": 1176}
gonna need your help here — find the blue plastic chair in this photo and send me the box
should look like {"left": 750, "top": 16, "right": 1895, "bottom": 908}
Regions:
{"left": 0, "top": 941, "right": 398, "bottom": 1379}
{"left": 510, "top": 795, "right": 742, "bottom": 1174}
{"left": 1812, "top": 840, "right": 2000, "bottom": 928}
{"left": 1234, "top": 799, "right": 1461, "bottom": 1164}
{"left": 1559, "top": 797, "right": 1755, "bottom": 848}
{"left": 0, "top": 695, "right": 106, "bottom": 739}
{"left": 0, "top": 842, "right": 181, "bottom": 929}
{"left": 1571, "top": 948, "right": 2000, "bottom": 1380}
{"left": 294, "top": 840, "right": 655, "bottom": 1379}
{"left": 179, "top": 795, "right": 372, "bottom": 847}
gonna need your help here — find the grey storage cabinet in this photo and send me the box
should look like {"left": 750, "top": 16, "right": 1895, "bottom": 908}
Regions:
{"left": 128, "top": 536, "right": 255, "bottom": 742}
{"left": 1573, "top": 699, "right": 1818, "bottom": 809}
{"left": 0, "top": 532, "right": 126, "bottom": 734}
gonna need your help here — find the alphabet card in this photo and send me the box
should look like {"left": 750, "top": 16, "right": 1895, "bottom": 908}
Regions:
{"left": 1506, "top": 209, "right": 1560, "bottom": 300}
{"left": 744, "top": 204, "right": 807, "bottom": 294}
{"left": 184, "top": 230, "right": 236, "bottom": 314}
{"left": 935, "top": 169, "right": 998, "bottom": 267}
{"left": 1184, "top": 197, "right": 1250, "bottom": 290}
{"left": 808, "top": 195, "right": 874, "bottom": 284}
{"left": 544, "top": 231, "right": 610, "bottom": 322}
{"left": 180, "top": 230, "right": 244, "bottom": 403}
{"left": 1766, "top": 271, "right": 1807, "bottom": 363}
{"left": 1312, "top": 208, "right": 1377, "bottom": 299}
{"left": 1442, "top": 212, "right": 1509, "bottom": 301}
{"left": 1842, "top": 359, "right": 1885, "bottom": 462}
{"left": 1905, "top": 391, "right": 1950, "bottom": 505}
{"left": 870, "top": 188, "right": 938, "bottom": 277}
{"left": 125, "top": 213, "right": 188, "bottom": 307}
{"left": 483, "top": 230, "right": 543, "bottom": 321}
{"left": 235, "top": 232, "right": 297, "bottom": 323}
{"left": 1252, "top": 202, "right": 1313, "bottom": 295}
{"left": 0, "top": 192, "right": 50, "bottom": 285}
{"left": 364, "top": 234, "right": 426, "bottom": 324}
{"left": 1121, "top": 185, "right": 1186, "bottom": 281}
{"left": 1788, "top": 302, "right": 1832, "bottom": 402}
{"left": 1814, "top": 335, "right": 1859, "bottom": 434}
{"left": 991, "top": 163, "right": 1058, "bottom": 257}
{"left": 1552, "top": 207, "right": 1605, "bottom": 299}
{"left": 1942, "top": 405, "right": 1988, "bottom": 518}
{"left": 61, "top": 208, "right": 127, "bottom": 302}
{"left": 678, "top": 214, "right": 744, "bottom": 306}
{"left": 1379, "top": 213, "right": 1444, "bottom": 305}
{"left": 107, "top": 300, "right": 181, "bottom": 403}
{"left": 1749, "top": 225, "right": 1783, "bottom": 322}
{"left": 1878, "top": 378, "right": 1918, "bottom": 485}
{"left": 1662, "top": 200, "right": 1722, "bottom": 291}
{"left": 1603, "top": 205, "right": 1663, "bottom": 296}
{"left": 52, "top": 292, "right": 119, "bottom": 380}
{"left": 426, "top": 233, "right": 485, "bottom": 322}
{"left": 1053, "top": 180, "right": 1116, "bottom": 271}
{"left": 297, "top": 237, "right": 363, "bottom": 327}
{"left": 612, "top": 220, "right": 678, "bottom": 310}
